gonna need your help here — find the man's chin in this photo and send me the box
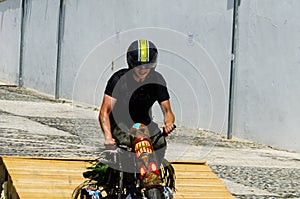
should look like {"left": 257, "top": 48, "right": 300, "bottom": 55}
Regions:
{"left": 138, "top": 73, "right": 148, "bottom": 78}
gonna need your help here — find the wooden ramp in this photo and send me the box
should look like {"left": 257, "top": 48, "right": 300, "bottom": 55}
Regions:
{"left": 171, "top": 160, "right": 234, "bottom": 199}
{"left": 0, "top": 156, "right": 234, "bottom": 199}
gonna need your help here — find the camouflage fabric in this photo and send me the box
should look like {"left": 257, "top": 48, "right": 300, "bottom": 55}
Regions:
{"left": 112, "top": 123, "right": 166, "bottom": 151}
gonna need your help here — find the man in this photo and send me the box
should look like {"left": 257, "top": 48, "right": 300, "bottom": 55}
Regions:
{"left": 99, "top": 40, "right": 175, "bottom": 153}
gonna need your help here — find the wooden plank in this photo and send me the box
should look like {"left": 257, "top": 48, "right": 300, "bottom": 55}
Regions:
{"left": 174, "top": 193, "right": 234, "bottom": 199}
{"left": 172, "top": 161, "right": 234, "bottom": 199}
{"left": 13, "top": 184, "right": 82, "bottom": 190}
{"left": 8, "top": 173, "right": 84, "bottom": 180}
{"left": 1, "top": 156, "right": 234, "bottom": 199}
{"left": 175, "top": 191, "right": 234, "bottom": 197}
{"left": 6, "top": 169, "right": 85, "bottom": 174}
{"left": 172, "top": 165, "right": 213, "bottom": 172}
{"left": 171, "top": 160, "right": 206, "bottom": 164}
{"left": 175, "top": 186, "right": 230, "bottom": 192}
{"left": 1, "top": 156, "right": 88, "bottom": 199}
{"left": 17, "top": 192, "right": 73, "bottom": 199}
{"left": 174, "top": 171, "right": 219, "bottom": 179}
{"left": 10, "top": 174, "right": 84, "bottom": 184}
{"left": 2, "top": 158, "right": 90, "bottom": 167}
{"left": 1, "top": 156, "right": 94, "bottom": 161}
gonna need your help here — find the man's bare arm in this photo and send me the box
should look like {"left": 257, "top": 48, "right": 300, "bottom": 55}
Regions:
{"left": 99, "top": 94, "right": 117, "bottom": 146}
{"left": 160, "top": 100, "right": 175, "bottom": 135}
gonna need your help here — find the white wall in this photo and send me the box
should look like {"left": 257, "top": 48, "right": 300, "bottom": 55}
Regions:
{"left": 2, "top": 1, "right": 299, "bottom": 151}
{"left": 21, "top": 0, "right": 60, "bottom": 95}
{"left": 233, "top": 0, "right": 300, "bottom": 151}
{"left": 0, "top": 1, "right": 233, "bottom": 134}
{"left": 0, "top": 0, "right": 21, "bottom": 85}
{"left": 61, "top": 0, "right": 233, "bottom": 135}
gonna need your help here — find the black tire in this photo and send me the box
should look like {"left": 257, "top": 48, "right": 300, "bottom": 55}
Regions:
{"left": 146, "top": 188, "right": 162, "bottom": 199}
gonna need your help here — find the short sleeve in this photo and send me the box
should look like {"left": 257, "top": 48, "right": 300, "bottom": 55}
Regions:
{"left": 104, "top": 69, "right": 128, "bottom": 98}
{"left": 104, "top": 74, "right": 118, "bottom": 97}
{"left": 155, "top": 74, "right": 170, "bottom": 103}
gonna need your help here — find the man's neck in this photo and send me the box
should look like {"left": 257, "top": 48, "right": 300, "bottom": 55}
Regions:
{"left": 132, "top": 74, "right": 146, "bottom": 83}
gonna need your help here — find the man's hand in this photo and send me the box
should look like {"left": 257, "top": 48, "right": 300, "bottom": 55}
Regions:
{"left": 163, "top": 123, "right": 175, "bottom": 136}
{"left": 104, "top": 137, "right": 116, "bottom": 149}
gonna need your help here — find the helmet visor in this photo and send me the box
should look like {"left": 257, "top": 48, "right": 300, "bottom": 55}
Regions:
{"left": 135, "top": 63, "right": 157, "bottom": 69}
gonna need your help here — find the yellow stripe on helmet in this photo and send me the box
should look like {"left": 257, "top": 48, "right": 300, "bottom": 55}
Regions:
{"left": 139, "top": 40, "right": 149, "bottom": 62}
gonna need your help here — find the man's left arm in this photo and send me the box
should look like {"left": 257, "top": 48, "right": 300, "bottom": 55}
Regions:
{"left": 160, "top": 100, "right": 175, "bottom": 135}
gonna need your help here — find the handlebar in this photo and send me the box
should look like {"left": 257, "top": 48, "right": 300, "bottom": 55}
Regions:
{"left": 162, "top": 124, "right": 176, "bottom": 136}
{"left": 152, "top": 124, "right": 176, "bottom": 147}
{"left": 105, "top": 124, "right": 176, "bottom": 151}
{"left": 118, "top": 144, "right": 131, "bottom": 151}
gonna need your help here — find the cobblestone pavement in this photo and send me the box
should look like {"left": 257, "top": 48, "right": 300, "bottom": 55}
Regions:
{"left": 1, "top": 86, "right": 300, "bottom": 198}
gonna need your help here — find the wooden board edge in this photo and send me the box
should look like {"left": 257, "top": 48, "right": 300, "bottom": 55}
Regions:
{"left": 1, "top": 156, "right": 96, "bottom": 162}
{"left": 1, "top": 156, "right": 206, "bottom": 164}
{"left": 169, "top": 160, "right": 207, "bottom": 165}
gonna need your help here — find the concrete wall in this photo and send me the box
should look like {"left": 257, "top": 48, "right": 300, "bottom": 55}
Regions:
{"left": 233, "top": 0, "right": 300, "bottom": 151}
{"left": 0, "top": 1, "right": 233, "bottom": 135}
{"left": 61, "top": 0, "right": 233, "bottom": 134}
{"left": 0, "top": 0, "right": 21, "bottom": 85}
{"left": 21, "top": 0, "right": 60, "bottom": 95}
{"left": 1, "top": 0, "right": 300, "bottom": 151}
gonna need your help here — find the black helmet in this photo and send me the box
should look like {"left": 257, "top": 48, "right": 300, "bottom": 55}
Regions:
{"left": 127, "top": 40, "right": 158, "bottom": 69}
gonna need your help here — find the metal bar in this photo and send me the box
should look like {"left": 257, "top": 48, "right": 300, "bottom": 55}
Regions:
{"left": 18, "top": 0, "right": 27, "bottom": 87}
{"left": 227, "top": 0, "right": 240, "bottom": 139}
{"left": 55, "top": 0, "right": 65, "bottom": 99}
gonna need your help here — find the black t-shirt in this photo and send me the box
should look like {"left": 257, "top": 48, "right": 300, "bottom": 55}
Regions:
{"left": 104, "top": 69, "right": 170, "bottom": 129}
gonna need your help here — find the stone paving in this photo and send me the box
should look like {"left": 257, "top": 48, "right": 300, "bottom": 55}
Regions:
{"left": 0, "top": 86, "right": 300, "bottom": 198}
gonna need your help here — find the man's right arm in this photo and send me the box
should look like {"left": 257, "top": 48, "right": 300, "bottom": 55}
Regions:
{"left": 99, "top": 94, "right": 117, "bottom": 147}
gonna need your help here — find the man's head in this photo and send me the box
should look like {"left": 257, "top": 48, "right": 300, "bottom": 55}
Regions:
{"left": 127, "top": 40, "right": 158, "bottom": 70}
